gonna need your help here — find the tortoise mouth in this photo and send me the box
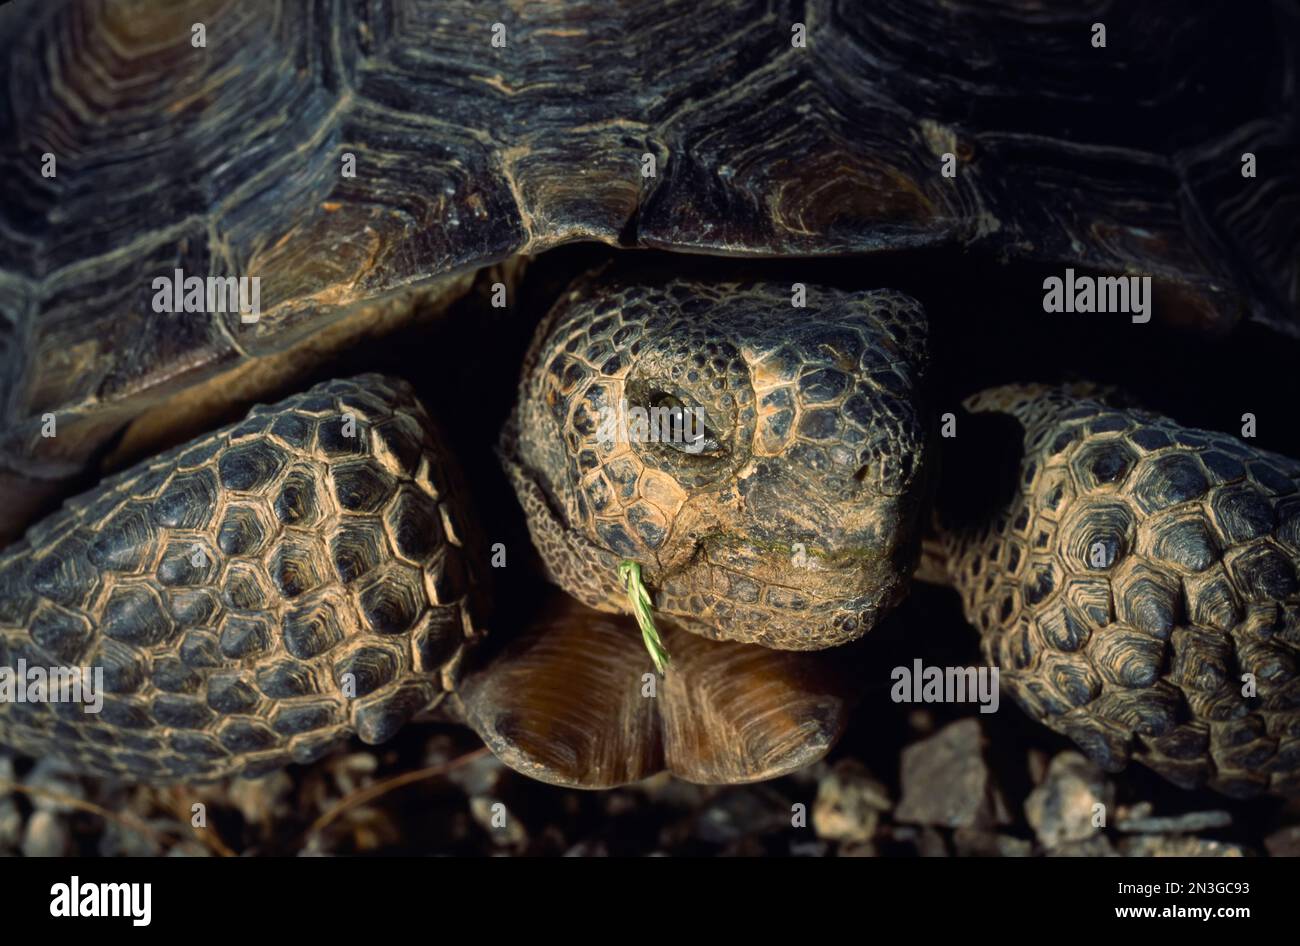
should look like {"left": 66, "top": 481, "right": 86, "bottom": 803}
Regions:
{"left": 649, "top": 536, "right": 912, "bottom": 650}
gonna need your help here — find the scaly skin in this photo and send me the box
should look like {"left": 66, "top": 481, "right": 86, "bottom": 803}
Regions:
{"left": 0, "top": 376, "right": 484, "bottom": 781}
{"left": 502, "top": 273, "right": 932, "bottom": 650}
{"left": 933, "top": 385, "right": 1300, "bottom": 797}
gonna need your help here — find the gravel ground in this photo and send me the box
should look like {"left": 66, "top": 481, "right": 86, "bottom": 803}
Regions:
{"left": 3, "top": 709, "right": 1297, "bottom": 857}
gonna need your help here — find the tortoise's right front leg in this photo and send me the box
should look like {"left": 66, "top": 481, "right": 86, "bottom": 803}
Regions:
{"left": 0, "top": 375, "right": 484, "bottom": 782}
{"left": 932, "top": 384, "right": 1300, "bottom": 797}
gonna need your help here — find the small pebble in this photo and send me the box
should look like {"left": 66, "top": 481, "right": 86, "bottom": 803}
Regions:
{"left": 1116, "top": 808, "right": 1233, "bottom": 834}
{"left": 447, "top": 753, "right": 506, "bottom": 797}
{"left": 953, "top": 828, "right": 1033, "bottom": 857}
{"left": 1048, "top": 834, "right": 1120, "bottom": 857}
{"left": 22, "top": 810, "right": 70, "bottom": 857}
{"left": 896, "top": 719, "right": 1007, "bottom": 829}
{"left": 1024, "top": 751, "right": 1111, "bottom": 848}
{"left": 1120, "top": 836, "right": 1246, "bottom": 857}
{"left": 694, "top": 788, "right": 786, "bottom": 844}
{"left": 1264, "top": 825, "right": 1300, "bottom": 857}
{"left": 24, "top": 758, "right": 86, "bottom": 814}
{"left": 0, "top": 797, "right": 21, "bottom": 851}
{"left": 813, "top": 759, "right": 891, "bottom": 843}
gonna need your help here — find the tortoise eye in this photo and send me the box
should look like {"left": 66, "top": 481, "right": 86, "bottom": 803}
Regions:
{"left": 646, "top": 391, "right": 723, "bottom": 456}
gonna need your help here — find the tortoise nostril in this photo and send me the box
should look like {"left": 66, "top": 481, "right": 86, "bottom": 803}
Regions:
{"left": 854, "top": 465, "right": 871, "bottom": 482}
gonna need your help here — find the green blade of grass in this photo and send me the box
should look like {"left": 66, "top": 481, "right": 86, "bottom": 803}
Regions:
{"left": 618, "top": 560, "right": 671, "bottom": 675}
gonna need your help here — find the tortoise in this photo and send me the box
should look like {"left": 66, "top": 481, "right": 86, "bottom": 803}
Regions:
{"left": 0, "top": 0, "right": 1298, "bottom": 799}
